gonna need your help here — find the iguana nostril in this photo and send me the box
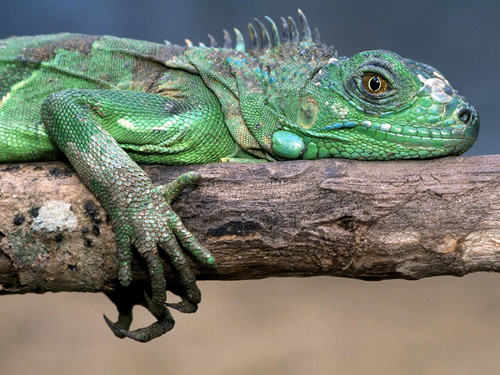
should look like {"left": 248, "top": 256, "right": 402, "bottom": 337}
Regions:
{"left": 458, "top": 108, "right": 472, "bottom": 124}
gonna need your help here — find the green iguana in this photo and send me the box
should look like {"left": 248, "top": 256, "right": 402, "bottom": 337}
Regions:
{"left": 0, "top": 10, "right": 479, "bottom": 342}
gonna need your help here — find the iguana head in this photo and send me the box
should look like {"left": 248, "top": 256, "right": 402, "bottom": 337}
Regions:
{"left": 272, "top": 49, "right": 479, "bottom": 160}
{"left": 189, "top": 9, "right": 479, "bottom": 160}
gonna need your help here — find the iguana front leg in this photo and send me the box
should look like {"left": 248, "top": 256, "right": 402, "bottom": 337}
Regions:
{"left": 41, "top": 89, "right": 229, "bottom": 341}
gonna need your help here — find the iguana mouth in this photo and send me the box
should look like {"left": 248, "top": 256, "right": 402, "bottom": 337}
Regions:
{"left": 359, "top": 117, "right": 479, "bottom": 142}
{"left": 358, "top": 122, "right": 478, "bottom": 156}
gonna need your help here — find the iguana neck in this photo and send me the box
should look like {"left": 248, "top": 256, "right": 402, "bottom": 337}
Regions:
{"left": 172, "top": 44, "right": 336, "bottom": 158}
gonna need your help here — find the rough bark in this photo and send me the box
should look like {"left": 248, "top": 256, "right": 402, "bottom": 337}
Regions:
{"left": 1, "top": 155, "right": 499, "bottom": 295}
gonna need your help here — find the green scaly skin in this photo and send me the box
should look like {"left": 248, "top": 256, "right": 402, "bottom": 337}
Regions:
{"left": 0, "top": 10, "right": 479, "bottom": 342}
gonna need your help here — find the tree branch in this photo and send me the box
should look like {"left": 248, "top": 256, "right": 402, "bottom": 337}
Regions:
{"left": 1, "top": 156, "right": 499, "bottom": 295}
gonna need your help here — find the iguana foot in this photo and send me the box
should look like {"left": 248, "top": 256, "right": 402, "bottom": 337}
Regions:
{"left": 104, "top": 308, "right": 175, "bottom": 342}
{"left": 104, "top": 284, "right": 175, "bottom": 342}
{"left": 105, "top": 171, "right": 216, "bottom": 342}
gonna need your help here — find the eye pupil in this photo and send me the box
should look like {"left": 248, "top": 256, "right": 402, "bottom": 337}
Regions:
{"left": 369, "top": 76, "right": 381, "bottom": 92}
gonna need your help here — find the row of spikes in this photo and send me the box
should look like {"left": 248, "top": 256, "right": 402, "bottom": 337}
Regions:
{"left": 180, "top": 9, "right": 321, "bottom": 52}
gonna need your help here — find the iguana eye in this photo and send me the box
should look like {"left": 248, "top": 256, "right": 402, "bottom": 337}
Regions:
{"left": 362, "top": 73, "right": 388, "bottom": 94}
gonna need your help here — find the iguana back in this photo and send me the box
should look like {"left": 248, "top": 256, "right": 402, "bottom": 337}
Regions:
{"left": 0, "top": 33, "right": 233, "bottom": 162}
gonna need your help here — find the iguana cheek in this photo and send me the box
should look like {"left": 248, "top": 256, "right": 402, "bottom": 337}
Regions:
{"left": 271, "top": 130, "right": 305, "bottom": 159}
{"left": 297, "top": 95, "right": 318, "bottom": 129}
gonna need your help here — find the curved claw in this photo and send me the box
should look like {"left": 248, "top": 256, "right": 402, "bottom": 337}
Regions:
{"left": 104, "top": 307, "right": 175, "bottom": 342}
{"left": 104, "top": 287, "right": 141, "bottom": 338}
{"left": 103, "top": 314, "right": 129, "bottom": 339}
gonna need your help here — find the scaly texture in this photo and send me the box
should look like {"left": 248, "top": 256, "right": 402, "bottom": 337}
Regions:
{"left": 0, "top": 10, "right": 479, "bottom": 341}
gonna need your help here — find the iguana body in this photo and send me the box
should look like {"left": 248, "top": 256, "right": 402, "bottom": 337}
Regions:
{"left": 0, "top": 11, "right": 479, "bottom": 341}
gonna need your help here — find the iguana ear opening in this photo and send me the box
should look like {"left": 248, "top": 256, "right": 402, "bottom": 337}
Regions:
{"left": 271, "top": 130, "right": 305, "bottom": 159}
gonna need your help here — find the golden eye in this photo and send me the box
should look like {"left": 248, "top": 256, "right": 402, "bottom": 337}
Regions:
{"left": 362, "top": 73, "right": 388, "bottom": 94}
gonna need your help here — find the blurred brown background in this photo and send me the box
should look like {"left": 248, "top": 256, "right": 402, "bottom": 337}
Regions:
{"left": 2, "top": 275, "right": 500, "bottom": 374}
{"left": 1, "top": 0, "right": 499, "bottom": 373}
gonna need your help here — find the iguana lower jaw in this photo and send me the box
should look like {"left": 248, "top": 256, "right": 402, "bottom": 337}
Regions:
{"left": 279, "top": 112, "right": 479, "bottom": 161}
{"left": 329, "top": 120, "right": 478, "bottom": 160}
